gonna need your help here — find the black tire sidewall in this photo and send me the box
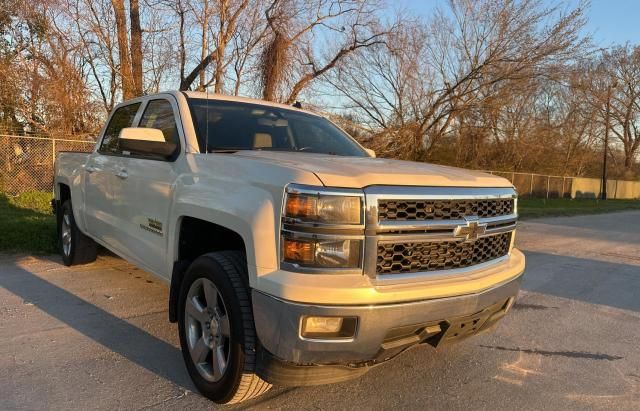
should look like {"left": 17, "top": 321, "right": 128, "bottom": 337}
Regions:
{"left": 59, "top": 201, "right": 76, "bottom": 266}
{"left": 177, "top": 255, "right": 249, "bottom": 403}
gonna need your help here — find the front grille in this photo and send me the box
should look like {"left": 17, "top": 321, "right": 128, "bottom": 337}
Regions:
{"left": 378, "top": 199, "right": 514, "bottom": 221}
{"left": 376, "top": 232, "right": 512, "bottom": 274}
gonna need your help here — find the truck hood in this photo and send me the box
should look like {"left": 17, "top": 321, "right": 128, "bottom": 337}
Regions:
{"left": 233, "top": 151, "right": 512, "bottom": 188}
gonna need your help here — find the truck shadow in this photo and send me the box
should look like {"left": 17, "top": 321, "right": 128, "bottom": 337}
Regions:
{"left": 0, "top": 261, "right": 194, "bottom": 391}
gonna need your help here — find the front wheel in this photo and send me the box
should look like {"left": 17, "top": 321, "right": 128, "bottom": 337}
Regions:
{"left": 178, "top": 251, "right": 271, "bottom": 404}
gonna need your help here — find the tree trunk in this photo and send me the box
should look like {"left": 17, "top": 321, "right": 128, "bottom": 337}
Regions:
{"left": 112, "top": 0, "right": 134, "bottom": 99}
{"left": 213, "top": 0, "right": 228, "bottom": 93}
{"left": 213, "top": 46, "right": 225, "bottom": 93}
{"left": 624, "top": 149, "right": 633, "bottom": 172}
{"left": 129, "top": 0, "right": 143, "bottom": 96}
{"left": 198, "top": 0, "right": 209, "bottom": 90}
{"left": 177, "top": 1, "right": 186, "bottom": 86}
{"left": 261, "top": 32, "right": 289, "bottom": 101}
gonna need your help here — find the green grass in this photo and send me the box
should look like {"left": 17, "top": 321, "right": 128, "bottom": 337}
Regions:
{"left": 0, "top": 191, "right": 57, "bottom": 254}
{"left": 518, "top": 198, "right": 640, "bottom": 219}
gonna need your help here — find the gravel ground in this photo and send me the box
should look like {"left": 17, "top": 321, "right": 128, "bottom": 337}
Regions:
{"left": 1, "top": 211, "right": 639, "bottom": 410}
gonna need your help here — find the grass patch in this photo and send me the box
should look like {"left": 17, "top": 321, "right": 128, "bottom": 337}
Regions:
{"left": 0, "top": 191, "right": 57, "bottom": 254}
{"left": 519, "top": 198, "right": 640, "bottom": 219}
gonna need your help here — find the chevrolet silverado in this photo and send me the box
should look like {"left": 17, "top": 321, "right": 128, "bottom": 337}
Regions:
{"left": 53, "top": 91, "right": 525, "bottom": 404}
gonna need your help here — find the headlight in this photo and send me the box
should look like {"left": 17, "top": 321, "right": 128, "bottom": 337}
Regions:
{"left": 284, "top": 192, "right": 362, "bottom": 225}
{"left": 281, "top": 184, "right": 365, "bottom": 272}
{"left": 282, "top": 233, "right": 362, "bottom": 269}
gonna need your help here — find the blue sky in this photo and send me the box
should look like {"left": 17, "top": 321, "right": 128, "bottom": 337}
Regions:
{"left": 400, "top": 0, "right": 640, "bottom": 47}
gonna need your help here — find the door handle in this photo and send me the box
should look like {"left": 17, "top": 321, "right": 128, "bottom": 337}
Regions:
{"left": 85, "top": 166, "right": 96, "bottom": 173}
{"left": 115, "top": 169, "right": 128, "bottom": 179}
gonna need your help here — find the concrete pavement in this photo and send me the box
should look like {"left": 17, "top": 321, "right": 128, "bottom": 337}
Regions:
{"left": 1, "top": 211, "right": 639, "bottom": 410}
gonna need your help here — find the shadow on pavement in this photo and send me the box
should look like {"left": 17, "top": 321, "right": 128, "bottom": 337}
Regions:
{"left": 522, "top": 250, "right": 640, "bottom": 313}
{"left": 0, "top": 262, "right": 194, "bottom": 390}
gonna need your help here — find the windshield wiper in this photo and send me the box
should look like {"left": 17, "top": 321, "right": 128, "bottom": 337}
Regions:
{"left": 206, "top": 147, "right": 248, "bottom": 153}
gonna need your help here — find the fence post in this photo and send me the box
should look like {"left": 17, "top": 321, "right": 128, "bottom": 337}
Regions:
{"left": 546, "top": 175, "right": 550, "bottom": 199}
{"left": 52, "top": 139, "right": 56, "bottom": 193}
{"left": 530, "top": 174, "right": 534, "bottom": 197}
{"left": 561, "top": 177, "right": 566, "bottom": 199}
{"left": 52, "top": 139, "right": 56, "bottom": 169}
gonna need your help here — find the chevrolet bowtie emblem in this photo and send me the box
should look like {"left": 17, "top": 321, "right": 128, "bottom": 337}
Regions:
{"left": 454, "top": 217, "right": 487, "bottom": 242}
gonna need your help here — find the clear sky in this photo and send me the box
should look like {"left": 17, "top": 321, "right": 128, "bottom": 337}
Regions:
{"left": 401, "top": 0, "right": 640, "bottom": 47}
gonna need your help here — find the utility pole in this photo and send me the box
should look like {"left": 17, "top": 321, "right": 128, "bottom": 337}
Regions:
{"left": 601, "top": 81, "right": 616, "bottom": 200}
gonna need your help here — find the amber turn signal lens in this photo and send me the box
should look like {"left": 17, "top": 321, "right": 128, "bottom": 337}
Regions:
{"left": 285, "top": 194, "right": 316, "bottom": 218}
{"left": 283, "top": 238, "right": 314, "bottom": 264}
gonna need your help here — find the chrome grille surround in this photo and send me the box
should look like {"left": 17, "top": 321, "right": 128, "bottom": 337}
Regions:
{"left": 363, "top": 186, "right": 518, "bottom": 283}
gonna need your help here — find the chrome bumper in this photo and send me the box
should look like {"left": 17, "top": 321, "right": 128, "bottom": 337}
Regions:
{"left": 252, "top": 271, "right": 523, "bottom": 365}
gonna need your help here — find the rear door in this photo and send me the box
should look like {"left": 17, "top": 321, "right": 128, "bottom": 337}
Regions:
{"left": 115, "top": 97, "right": 183, "bottom": 277}
{"left": 84, "top": 102, "right": 141, "bottom": 250}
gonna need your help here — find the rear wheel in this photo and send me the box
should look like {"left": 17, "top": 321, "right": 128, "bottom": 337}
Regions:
{"left": 178, "top": 251, "right": 271, "bottom": 404}
{"left": 58, "top": 200, "right": 97, "bottom": 266}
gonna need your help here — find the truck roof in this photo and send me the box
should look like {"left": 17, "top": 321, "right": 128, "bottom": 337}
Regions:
{"left": 163, "top": 90, "right": 320, "bottom": 117}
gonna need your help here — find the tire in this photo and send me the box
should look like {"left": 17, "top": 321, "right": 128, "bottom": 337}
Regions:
{"left": 58, "top": 200, "right": 97, "bottom": 266}
{"left": 178, "top": 251, "right": 271, "bottom": 404}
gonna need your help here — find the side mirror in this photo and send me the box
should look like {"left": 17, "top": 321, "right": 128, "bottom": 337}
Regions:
{"left": 119, "top": 127, "right": 177, "bottom": 158}
{"left": 365, "top": 148, "right": 376, "bottom": 158}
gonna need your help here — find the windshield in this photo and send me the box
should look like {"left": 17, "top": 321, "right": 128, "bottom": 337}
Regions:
{"left": 188, "top": 98, "right": 367, "bottom": 156}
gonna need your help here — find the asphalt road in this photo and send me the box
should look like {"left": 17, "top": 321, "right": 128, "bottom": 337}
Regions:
{"left": 1, "top": 212, "right": 639, "bottom": 410}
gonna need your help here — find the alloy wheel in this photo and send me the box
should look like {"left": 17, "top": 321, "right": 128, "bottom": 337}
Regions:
{"left": 61, "top": 212, "right": 72, "bottom": 257}
{"left": 184, "top": 277, "right": 231, "bottom": 382}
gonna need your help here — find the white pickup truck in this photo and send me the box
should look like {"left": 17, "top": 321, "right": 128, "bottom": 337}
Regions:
{"left": 54, "top": 91, "right": 525, "bottom": 404}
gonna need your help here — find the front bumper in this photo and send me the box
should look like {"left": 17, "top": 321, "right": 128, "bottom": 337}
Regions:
{"left": 253, "top": 270, "right": 523, "bottom": 366}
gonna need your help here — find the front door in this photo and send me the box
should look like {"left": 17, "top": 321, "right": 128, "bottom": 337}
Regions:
{"left": 115, "top": 98, "right": 182, "bottom": 278}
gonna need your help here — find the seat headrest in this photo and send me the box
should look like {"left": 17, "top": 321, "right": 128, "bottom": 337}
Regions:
{"left": 253, "top": 133, "right": 272, "bottom": 149}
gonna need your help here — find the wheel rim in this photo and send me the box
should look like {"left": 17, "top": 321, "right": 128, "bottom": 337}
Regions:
{"left": 61, "top": 212, "right": 72, "bottom": 257}
{"left": 184, "top": 277, "right": 231, "bottom": 382}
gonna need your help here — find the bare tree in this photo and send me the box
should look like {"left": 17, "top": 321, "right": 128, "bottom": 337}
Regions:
{"left": 259, "top": 0, "right": 390, "bottom": 103}
{"left": 111, "top": 0, "right": 135, "bottom": 99}
{"left": 0, "top": 0, "right": 100, "bottom": 135}
{"left": 66, "top": 0, "right": 120, "bottom": 113}
{"left": 110, "top": 0, "right": 144, "bottom": 99}
{"left": 2, "top": 0, "right": 638, "bottom": 179}
{"left": 331, "top": 0, "right": 588, "bottom": 161}
{"left": 605, "top": 46, "right": 640, "bottom": 176}
{"left": 129, "top": 0, "right": 143, "bottom": 95}
{"left": 179, "top": 0, "right": 251, "bottom": 92}
{"left": 229, "top": 1, "right": 269, "bottom": 95}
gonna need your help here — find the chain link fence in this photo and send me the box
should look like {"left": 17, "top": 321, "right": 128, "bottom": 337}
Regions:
{"left": 487, "top": 171, "right": 640, "bottom": 199}
{"left": 1, "top": 134, "right": 639, "bottom": 199}
{"left": 487, "top": 171, "right": 574, "bottom": 199}
{"left": 0, "top": 135, "right": 95, "bottom": 195}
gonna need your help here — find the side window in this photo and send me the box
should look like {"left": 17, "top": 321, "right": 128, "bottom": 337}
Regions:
{"left": 99, "top": 103, "right": 141, "bottom": 155}
{"left": 138, "top": 99, "right": 179, "bottom": 147}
